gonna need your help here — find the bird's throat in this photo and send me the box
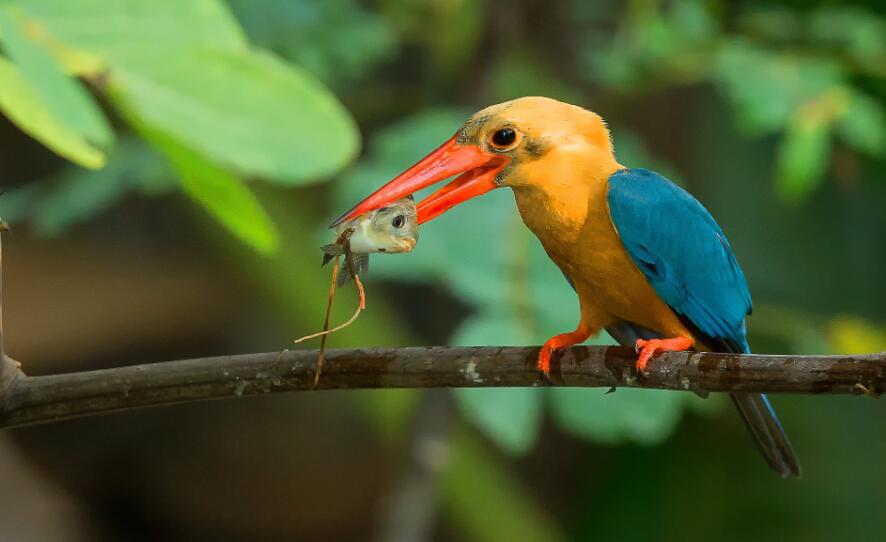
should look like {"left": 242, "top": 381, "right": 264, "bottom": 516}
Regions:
{"left": 510, "top": 170, "right": 612, "bottom": 259}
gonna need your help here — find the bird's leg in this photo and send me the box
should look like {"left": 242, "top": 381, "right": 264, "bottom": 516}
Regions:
{"left": 538, "top": 323, "right": 591, "bottom": 374}
{"left": 634, "top": 336, "right": 693, "bottom": 373}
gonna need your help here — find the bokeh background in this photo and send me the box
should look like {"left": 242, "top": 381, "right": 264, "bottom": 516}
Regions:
{"left": 1, "top": 0, "right": 885, "bottom": 540}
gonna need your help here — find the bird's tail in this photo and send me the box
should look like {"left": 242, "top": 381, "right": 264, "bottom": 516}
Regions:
{"left": 729, "top": 393, "right": 800, "bottom": 478}
{"left": 605, "top": 321, "right": 801, "bottom": 478}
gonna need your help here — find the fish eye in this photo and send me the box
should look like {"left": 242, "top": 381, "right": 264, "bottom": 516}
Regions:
{"left": 490, "top": 127, "right": 518, "bottom": 150}
{"left": 392, "top": 215, "right": 406, "bottom": 229}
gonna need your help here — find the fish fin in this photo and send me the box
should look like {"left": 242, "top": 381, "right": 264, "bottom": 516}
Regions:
{"left": 337, "top": 253, "right": 369, "bottom": 288}
{"left": 336, "top": 263, "right": 352, "bottom": 287}
{"left": 321, "top": 243, "right": 344, "bottom": 255}
{"left": 321, "top": 244, "right": 344, "bottom": 267}
{"left": 356, "top": 254, "right": 369, "bottom": 279}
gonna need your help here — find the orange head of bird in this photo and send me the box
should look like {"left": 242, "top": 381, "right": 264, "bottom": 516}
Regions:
{"left": 330, "top": 96, "right": 618, "bottom": 227}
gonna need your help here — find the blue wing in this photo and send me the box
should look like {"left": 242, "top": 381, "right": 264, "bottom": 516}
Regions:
{"left": 606, "top": 168, "right": 799, "bottom": 478}
{"left": 607, "top": 168, "right": 752, "bottom": 353}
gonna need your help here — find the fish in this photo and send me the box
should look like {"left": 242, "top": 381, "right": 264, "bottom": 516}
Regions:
{"left": 322, "top": 195, "right": 419, "bottom": 286}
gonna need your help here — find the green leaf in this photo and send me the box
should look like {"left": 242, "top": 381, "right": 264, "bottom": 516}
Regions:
{"left": 671, "top": 0, "right": 718, "bottom": 43}
{"left": 454, "top": 388, "right": 542, "bottom": 456}
{"left": 26, "top": 139, "right": 173, "bottom": 236}
{"left": 174, "top": 150, "right": 279, "bottom": 255}
{"left": 0, "top": 56, "right": 105, "bottom": 168}
{"left": 715, "top": 40, "right": 844, "bottom": 134}
{"left": 17, "top": 0, "right": 247, "bottom": 59}
{"left": 0, "top": 181, "right": 46, "bottom": 224}
{"left": 550, "top": 388, "right": 687, "bottom": 445}
{"left": 32, "top": 164, "right": 127, "bottom": 236}
{"left": 809, "top": 7, "right": 886, "bottom": 74}
{"left": 180, "top": 170, "right": 280, "bottom": 256}
{"left": 12, "top": 0, "right": 358, "bottom": 182}
{"left": 837, "top": 90, "right": 886, "bottom": 156}
{"left": 112, "top": 48, "right": 359, "bottom": 182}
{"left": 136, "top": 123, "right": 280, "bottom": 255}
{"left": 0, "top": 5, "right": 113, "bottom": 148}
{"left": 775, "top": 113, "right": 832, "bottom": 202}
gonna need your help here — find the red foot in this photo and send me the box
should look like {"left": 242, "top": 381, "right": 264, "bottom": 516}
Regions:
{"left": 538, "top": 325, "right": 591, "bottom": 374}
{"left": 634, "top": 336, "right": 693, "bottom": 373}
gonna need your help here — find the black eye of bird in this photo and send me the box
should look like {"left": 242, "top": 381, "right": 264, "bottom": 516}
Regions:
{"left": 392, "top": 215, "right": 405, "bottom": 229}
{"left": 491, "top": 127, "right": 516, "bottom": 148}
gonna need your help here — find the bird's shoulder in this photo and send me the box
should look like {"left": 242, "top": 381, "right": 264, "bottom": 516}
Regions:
{"left": 606, "top": 167, "right": 752, "bottom": 351}
{"left": 607, "top": 168, "right": 721, "bottom": 229}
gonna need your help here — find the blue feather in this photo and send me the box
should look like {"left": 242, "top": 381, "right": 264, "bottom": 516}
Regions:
{"left": 606, "top": 168, "right": 799, "bottom": 477}
{"left": 607, "top": 168, "right": 752, "bottom": 353}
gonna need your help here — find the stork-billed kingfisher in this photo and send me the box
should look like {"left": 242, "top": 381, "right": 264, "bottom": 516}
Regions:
{"left": 334, "top": 96, "right": 800, "bottom": 477}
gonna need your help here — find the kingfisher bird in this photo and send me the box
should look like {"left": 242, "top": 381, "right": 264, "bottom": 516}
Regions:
{"left": 333, "top": 96, "right": 800, "bottom": 477}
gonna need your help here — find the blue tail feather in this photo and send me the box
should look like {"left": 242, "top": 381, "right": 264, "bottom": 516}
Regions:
{"left": 729, "top": 392, "right": 800, "bottom": 477}
{"left": 606, "top": 321, "right": 801, "bottom": 478}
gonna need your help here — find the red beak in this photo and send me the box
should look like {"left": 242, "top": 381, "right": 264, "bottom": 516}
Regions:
{"left": 330, "top": 135, "right": 509, "bottom": 227}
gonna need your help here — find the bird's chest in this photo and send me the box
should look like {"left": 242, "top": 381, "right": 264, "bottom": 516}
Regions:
{"left": 512, "top": 182, "right": 680, "bottom": 332}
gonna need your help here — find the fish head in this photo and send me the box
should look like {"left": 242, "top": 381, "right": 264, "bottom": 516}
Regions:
{"left": 368, "top": 195, "right": 419, "bottom": 253}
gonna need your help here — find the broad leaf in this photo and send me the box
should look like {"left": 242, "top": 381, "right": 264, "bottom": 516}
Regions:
{"left": 17, "top": 0, "right": 247, "bottom": 59}
{"left": 112, "top": 49, "right": 359, "bottom": 182}
{"left": 0, "top": 5, "right": 113, "bottom": 149}
{"left": 136, "top": 123, "right": 280, "bottom": 256}
{"left": 455, "top": 387, "right": 543, "bottom": 456}
{"left": 837, "top": 90, "right": 886, "bottom": 156}
{"left": 715, "top": 41, "right": 844, "bottom": 134}
{"left": 0, "top": 57, "right": 105, "bottom": 168}
{"left": 775, "top": 112, "right": 831, "bottom": 202}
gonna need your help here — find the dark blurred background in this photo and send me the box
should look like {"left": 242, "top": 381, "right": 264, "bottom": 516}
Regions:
{"left": 0, "top": 0, "right": 885, "bottom": 540}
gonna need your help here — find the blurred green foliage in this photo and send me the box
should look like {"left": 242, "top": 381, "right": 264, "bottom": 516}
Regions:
{"left": 228, "top": 0, "right": 397, "bottom": 87}
{"left": 575, "top": 0, "right": 886, "bottom": 200}
{"left": 0, "top": 0, "right": 357, "bottom": 253}
{"left": 2, "top": 1, "right": 886, "bottom": 540}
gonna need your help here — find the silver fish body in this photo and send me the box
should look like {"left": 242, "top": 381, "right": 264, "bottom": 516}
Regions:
{"left": 322, "top": 196, "right": 419, "bottom": 286}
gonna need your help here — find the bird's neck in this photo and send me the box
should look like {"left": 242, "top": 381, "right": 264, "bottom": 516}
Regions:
{"left": 510, "top": 153, "right": 621, "bottom": 256}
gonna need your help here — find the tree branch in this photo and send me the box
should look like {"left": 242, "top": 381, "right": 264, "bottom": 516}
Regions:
{"left": 0, "top": 346, "right": 882, "bottom": 429}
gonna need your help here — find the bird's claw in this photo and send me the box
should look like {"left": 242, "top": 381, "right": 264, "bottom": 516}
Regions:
{"left": 537, "top": 325, "right": 592, "bottom": 376}
{"left": 633, "top": 336, "right": 693, "bottom": 374}
{"left": 537, "top": 345, "right": 553, "bottom": 375}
